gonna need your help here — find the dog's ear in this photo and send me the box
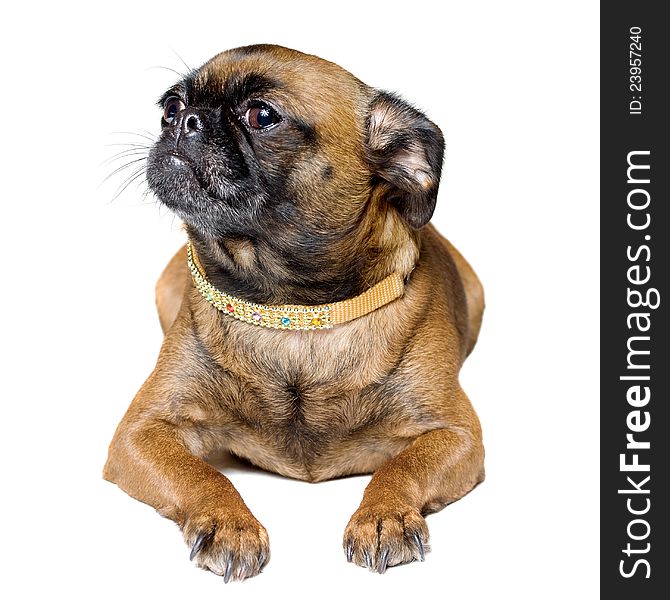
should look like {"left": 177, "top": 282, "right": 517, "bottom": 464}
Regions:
{"left": 365, "top": 91, "right": 445, "bottom": 229}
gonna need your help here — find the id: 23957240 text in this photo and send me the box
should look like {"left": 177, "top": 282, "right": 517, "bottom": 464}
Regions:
{"left": 629, "top": 27, "right": 643, "bottom": 115}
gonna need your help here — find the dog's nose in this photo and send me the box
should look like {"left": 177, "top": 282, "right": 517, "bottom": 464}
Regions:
{"left": 173, "top": 108, "right": 204, "bottom": 137}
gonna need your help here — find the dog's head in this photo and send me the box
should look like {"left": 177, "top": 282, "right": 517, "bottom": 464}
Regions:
{"left": 147, "top": 45, "right": 444, "bottom": 301}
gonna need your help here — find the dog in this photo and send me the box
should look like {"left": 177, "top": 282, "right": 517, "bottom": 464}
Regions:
{"left": 103, "top": 44, "right": 485, "bottom": 582}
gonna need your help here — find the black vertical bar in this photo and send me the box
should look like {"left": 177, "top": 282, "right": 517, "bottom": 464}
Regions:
{"left": 601, "top": 3, "right": 669, "bottom": 597}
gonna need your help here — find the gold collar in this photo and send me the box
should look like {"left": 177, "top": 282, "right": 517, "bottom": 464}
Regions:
{"left": 187, "top": 241, "right": 405, "bottom": 330}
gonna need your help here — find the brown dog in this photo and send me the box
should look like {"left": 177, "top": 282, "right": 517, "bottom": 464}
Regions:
{"left": 103, "top": 44, "right": 485, "bottom": 582}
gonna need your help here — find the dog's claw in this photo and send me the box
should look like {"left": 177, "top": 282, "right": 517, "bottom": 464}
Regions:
{"left": 223, "top": 554, "right": 234, "bottom": 583}
{"left": 257, "top": 550, "right": 267, "bottom": 570}
{"left": 363, "top": 549, "right": 372, "bottom": 569}
{"left": 377, "top": 548, "right": 390, "bottom": 574}
{"left": 190, "top": 530, "right": 213, "bottom": 561}
{"left": 412, "top": 532, "right": 425, "bottom": 561}
{"left": 345, "top": 539, "right": 354, "bottom": 562}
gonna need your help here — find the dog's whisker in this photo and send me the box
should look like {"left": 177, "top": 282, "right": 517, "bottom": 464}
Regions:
{"left": 112, "top": 166, "right": 148, "bottom": 201}
{"left": 169, "top": 49, "right": 192, "bottom": 74}
{"left": 100, "top": 149, "right": 149, "bottom": 167}
{"left": 110, "top": 130, "right": 157, "bottom": 143}
{"left": 101, "top": 157, "right": 148, "bottom": 186}
{"left": 141, "top": 187, "right": 155, "bottom": 203}
{"left": 105, "top": 142, "right": 152, "bottom": 149}
{"left": 140, "top": 128, "right": 159, "bottom": 139}
{"left": 102, "top": 147, "right": 149, "bottom": 159}
{"left": 113, "top": 171, "right": 147, "bottom": 199}
{"left": 102, "top": 163, "right": 146, "bottom": 192}
{"left": 103, "top": 148, "right": 149, "bottom": 159}
{"left": 117, "top": 163, "right": 148, "bottom": 184}
{"left": 146, "top": 64, "right": 188, "bottom": 79}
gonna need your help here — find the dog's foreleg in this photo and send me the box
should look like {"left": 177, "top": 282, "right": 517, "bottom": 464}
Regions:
{"left": 343, "top": 389, "right": 484, "bottom": 573}
{"left": 103, "top": 385, "right": 269, "bottom": 582}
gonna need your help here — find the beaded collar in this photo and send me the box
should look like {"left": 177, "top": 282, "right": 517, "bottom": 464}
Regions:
{"left": 187, "top": 241, "right": 405, "bottom": 331}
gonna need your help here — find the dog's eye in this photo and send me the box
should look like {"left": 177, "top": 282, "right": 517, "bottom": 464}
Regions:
{"left": 245, "top": 104, "right": 281, "bottom": 130}
{"left": 163, "top": 97, "right": 186, "bottom": 124}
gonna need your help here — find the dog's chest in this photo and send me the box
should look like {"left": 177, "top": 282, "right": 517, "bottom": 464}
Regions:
{"left": 218, "top": 373, "right": 428, "bottom": 481}
{"left": 191, "top": 322, "right": 440, "bottom": 481}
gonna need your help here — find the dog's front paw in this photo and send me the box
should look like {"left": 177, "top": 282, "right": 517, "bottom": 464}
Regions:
{"left": 183, "top": 508, "right": 269, "bottom": 582}
{"left": 343, "top": 503, "right": 429, "bottom": 573}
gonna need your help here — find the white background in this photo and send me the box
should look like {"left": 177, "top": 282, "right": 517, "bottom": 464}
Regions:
{"left": 0, "top": 1, "right": 599, "bottom": 598}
